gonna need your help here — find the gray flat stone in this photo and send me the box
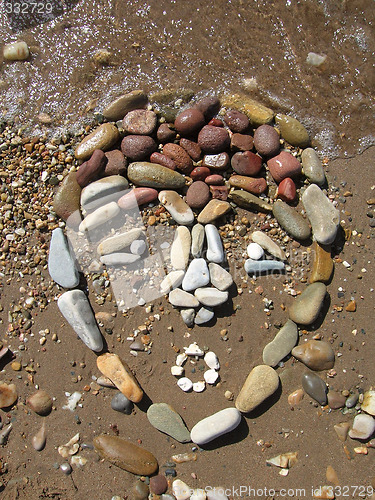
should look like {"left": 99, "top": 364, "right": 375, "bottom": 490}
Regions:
{"left": 301, "top": 148, "right": 325, "bottom": 185}
{"left": 205, "top": 224, "right": 225, "bottom": 263}
{"left": 262, "top": 320, "right": 298, "bottom": 367}
{"left": 180, "top": 308, "right": 195, "bottom": 327}
{"left": 147, "top": 403, "right": 191, "bottom": 443}
{"left": 208, "top": 263, "right": 233, "bottom": 291}
{"left": 273, "top": 200, "right": 311, "bottom": 240}
{"left": 289, "top": 282, "right": 327, "bottom": 325}
{"left": 302, "top": 372, "right": 327, "bottom": 405}
{"left": 194, "top": 287, "right": 228, "bottom": 307}
{"left": 48, "top": 228, "right": 80, "bottom": 288}
{"left": 191, "top": 223, "right": 205, "bottom": 258}
{"left": 194, "top": 307, "right": 214, "bottom": 325}
{"left": 302, "top": 184, "right": 340, "bottom": 245}
{"left": 57, "top": 290, "right": 103, "bottom": 352}
{"left": 244, "top": 259, "right": 285, "bottom": 274}
{"left": 182, "top": 258, "right": 210, "bottom": 292}
{"left": 111, "top": 393, "right": 133, "bottom": 414}
{"left": 169, "top": 289, "right": 199, "bottom": 308}
{"left": 100, "top": 253, "right": 140, "bottom": 266}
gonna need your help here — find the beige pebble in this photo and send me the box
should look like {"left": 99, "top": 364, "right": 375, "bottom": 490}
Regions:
{"left": 97, "top": 353, "right": 143, "bottom": 403}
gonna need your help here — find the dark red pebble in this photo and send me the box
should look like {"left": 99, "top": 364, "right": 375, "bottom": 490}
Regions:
{"left": 76, "top": 149, "right": 107, "bottom": 187}
{"left": 231, "top": 151, "right": 262, "bottom": 176}
{"left": 179, "top": 138, "right": 202, "bottom": 162}
{"left": 190, "top": 166, "right": 211, "bottom": 181}
{"left": 150, "top": 152, "right": 177, "bottom": 170}
{"left": 205, "top": 174, "right": 224, "bottom": 185}
{"left": 210, "top": 185, "right": 229, "bottom": 200}
{"left": 208, "top": 118, "right": 224, "bottom": 127}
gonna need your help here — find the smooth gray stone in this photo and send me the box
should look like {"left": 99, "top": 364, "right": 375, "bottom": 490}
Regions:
{"left": 80, "top": 175, "right": 128, "bottom": 210}
{"left": 182, "top": 258, "right": 210, "bottom": 292}
{"left": 48, "top": 228, "right": 80, "bottom": 288}
{"left": 301, "top": 148, "right": 325, "bottom": 186}
{"left": 302, "top": 372, "right": 327, "bottom": 405}
{"left": 57, "top": 290, "right": 103, "bottom": 352}
{"left": 205, "top": 224, "right": 224, "bottom": 263}
{"left": 345, "top": 393, "right": 359, "bottom": 408}
{"left": 208, "top": 263, "right": 233, "bottom": 291}
{"left": 169, "top": 289, "right": 199, "bottom": 308}
{"left": 160, "top": 270, "right": 185, "bottom": 294}
{"left": 190, "top": 408, "right": 242, "bottom": 445}
{"left": 194, "top": 287, "right": 228, "bottom": 307}
{"left": 272, "top": 200, "right": 311, "bottom": 240}
{"left": 244, "top": 259, "right": 285, "bottom": 275}
{"left": 194, "top": 307, "right": 214, "bottom": 325}
{"left": 251, "top": 231, "right": 286, "bottom": 260}
{"left": 97, "top": 228, "right": 143, "bottom": 256}
{"left": 127, "top": 162, "right": 186, "bottom": 189}
{"left": 147, "top": 403, "right": 191, "bottom": 443}
{"left": 130, "top": 239, "right": 147, "bottom": 255}
{"left": 111, "top": 392, "right": 133, "bottom": 414}
{"left": 180, "top": 308, "right": 195, "bottom": 327}
{"left": 289, "top": 282, "right": 327, "bottom": 325}
{"left": 262, "top": 320, "right": 298, "bottom": 367}
{"left": 302, "top": 184, "right": 340, "bottom": 245}
{"left": 191, "top": 223, "right": 205, "bottom": 258}
{"left": 100, "top": 253, "right": 140, "bottom": 266}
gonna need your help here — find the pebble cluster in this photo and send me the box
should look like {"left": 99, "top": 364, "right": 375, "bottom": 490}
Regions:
{"left": 0, "top": 88, "right": 374, "bottom": 498}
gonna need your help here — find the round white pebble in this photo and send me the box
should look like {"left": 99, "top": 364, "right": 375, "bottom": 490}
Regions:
{"left": 204, "top": 369, "right": 219, "bottom": 385}
{"left": 193, "top": 381, "right": 206, "bottom": 393}
{"left": 171, "top": 366, "right": 184, "bottom": 377}
{"left": 177, "top": 377, "right": 193, "bottom": 392}
{"left": 247, "top": 242, "right": 264, "bottom": 260}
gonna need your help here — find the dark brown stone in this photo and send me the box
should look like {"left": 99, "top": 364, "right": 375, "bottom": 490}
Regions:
{"left": 53, "top": 172, "right": 82, "bottom": 229}
{"left": 198, "top": 125, "right": 230, "bottom": 153}
{"left": 121, "top": 135, "right": 157, "bottom": 161}
{"left": 122, "top": 109, "right": 157, "bottom": 135}
{"left": 231, "top": 133, "right": 254, "bottom": 152}
{"left": 190, "top": 166, "right": 211, "bottom": 181}
{"left": 224, "top": 109, "right": 250, "bottom": 133}
{"left": 253, "top": 124, "right": 280, "bottom": 157}
{"left": 174, "top": 108, "right": 205, "bottom": 136}
{"left": 328, "top": 391, "right": 347, "bottom": 409}
{"left": 210, "top": 185, "right": 229, "bottom": 200}
{"left": 149, "top": 152, "right": 177, "bottom": 170}
{"left": 231, "top": 151, "right": 262, "bottom": 176}
{"left": 208, "top": 118, "right": 224, "bottom": 127}
{"left": 186, "top": 181, "right": 211, "bottom": 209}
{"left": 267, "top": 151, "right": 302, "bottom": 183}
{"left": 205, "top": 174, "right": 224, "bottom": 185}
{"left": 149, "top": 474, "right": 168, "bottom": 495}
{"left": 104, "top": 150, "right": 127, "bottom": 176}
{"left": 157, "top": 123, "right": 176, "bottom": 143}
{"left": 163, "top": 143, "right": 193, "bottom": 174}
{"left": 194, "top": 96, "right": 220, "bottom": 120}
{"left": 202, "top": 152, "right": 230, "bottom": 170}
{"left": 76, "top": 149, "right": 107, "bottom": 187}
{"left": 179, "top": 138, "right": 202, "bottom": 161}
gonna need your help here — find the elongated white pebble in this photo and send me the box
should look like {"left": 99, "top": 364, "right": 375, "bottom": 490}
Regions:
{"left": 205, "top": 224, "right": 224, "bottom": 263}
{"left": 32, "top": 422, "right": 46, "bottom": 451}
{"left": 190, "top": 407, "right": 242, "bottom": 445}
{"left": 177, "top": 377, "right": 193, "bottom": 392}
{"left": 79, "top": 201, "right": 120, "bottom": 232}
{"left": 3, "top": 41, "right": 29, "bottom": 61}
{"left": 204, "top": 351, "right": 220, "bottom": 370}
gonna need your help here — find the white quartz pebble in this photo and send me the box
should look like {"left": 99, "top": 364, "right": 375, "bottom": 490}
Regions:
{"left": 176, "top": 353, "right": 187, "bottom": 366}
{"left": 171, "top": 366, "right": 184, "bottom": 377}
{"left": 172, "top": 479, "right": 191, "bottom": 500}
{"left": 177, "top": 377, "right": 193, "bottom": 392}
{"left": 247, "top": 242, "right": 264, "bottom": 260}
{"left": 204, "top": 369, "right": 219, "bottom": 385}
{"left": 182, "top": 258, "right": 210, "bottom": 292}
{"left": 205, "top": 224, "right": 224, "bottom": 263}
{"left": 190, "top": 407, "right": 242, "bottom": 445}
{"left": 193, "top": 381, "right": 206, "bottom": 393}
{"left": 3, "top": 41, "right": 29, "bottom": 61}
{"left": 349, "top": 414, "right": 375, "bottom": 440}
{"left": 191, "top": 489, "right": 207, "bottom": 500}
{"left": 204, "top": 351, "right": 220, "bottom": 370}
{"left": 130, "top": 239, "right": 146, "bottom": 255}
{"left": 184, "top": 343, "right": 204, "bottom": 356}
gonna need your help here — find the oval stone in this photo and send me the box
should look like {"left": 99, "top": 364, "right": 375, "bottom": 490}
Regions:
{"left": 194, "top": 95, "right": 221, "bottom": 119}
{"left": 221, "top": 95, "right": 274, "bottom": 126}
{"left": 292, "top": 340, "right": 335, "bottom": 371}
{"left": 75, "top": 123, "right": 120, "bottom": 160}
{"left": 275, "top": 114, "right": 310, "bottom": 148}
{"left": 175, "top": 108, "right": 205, "bottom": 136}
{"left": 190, "top": 408, "right": 242, "bottom": 445}
{"left": 97, "top": 228, "right": 143, "bottom": 256}
{"left": 160, "top": 270, "right": 185, "bottom": 294}
{"left": 117, "top": 187, "right": 158, "bottom": 210}
{"left": 191, "top": 223, "right": 205, "bottom": 258}
{"left": 81, "top": 175, "right": 128, "bottom": 210}
{"left": 147, "top": 403, "right": 191, "bottom": 443}
{"left": 159, "top": 190, "right": 194, "bottom": 225}
{"left": 121, "top": 135, "right": 157, "bottom": 161}
{"left": 191, "top": 166, "right": 211, "bottom": 181}
{"left": 198, "top": 125, "right": 230, "bottom": 154}
{"left": 262, "top": 320, "right": 299, "bottom": 367}
{"left": 272, "top": 200, "right": 311, "bottom": 240}
{"left": 302, "top": 184, "right": 340, "bottom": 245}
{"left": 301, "top": 148, "right": 325, "bottom": 186}
{"left": 205, "top": 224, "right": 225, "bottom": 263}
{"left": 267, "top": 151, "right": 302, "bottom": 183}
{"left": 48, "top": 228, "right": 80, "bottom": 288}
{"left": 93, "top": 435, "right": 158, "bottom": 475}
{"left": 301, "top": 372, "right": 327, "bottom": 405}
{"left": 79, "top": 201, "right": 120, "bottom": 233}
{"left": 149, "top": 152, "right": 177, "bottom": 170}
{"left": 76, "top": 149, "right": 107, "bottom": 187}
{"left": 194, "top": 287, "right": 228, "bottom": 307}
{"left": 224, "top": 109, "right": 250, "bottom": 133}
{"left": 253, "top": 124, "right": 280, "bottom": 157}
{"left": 53, "top": 172, "right": 82, "bottom": 229}
{"left": 288, "top": 282, "right": 327, "bottom": 325}
{"left": 186, "top": 181, "right": 211, "bottom": 209}
{"left": 244, "top": 259, "right": 285, "bottom": 274}
{"left": 235, "top": 365, "right": 279, "bottom": 413}
{"left": 26, "top": 390, "right": 53, "bottom": 416}
{"left": 103, "top": 90, "right": 148, "bottom": 121}
{"left": 169, "top": 289, "right": 199, "bottom": 308}
{"left": 278, "top": 177, "right": 296, "bottom": 203}
{"left": 163, "top": 143, "right": 193, "bottom": 174}
{"left": 231, "top": 151, "right": 262, "bottom": 176}
{"left": 123, "top": 109, "right": 157, "bottom": 135}
{"left": 171, "top": 226, "right": 191, "bottom": 270}
{"left": 127, "top": 162, "right": 186, "bottom": 189}
{"left": 205, "top": 174, "right": 224, "bottom": 185}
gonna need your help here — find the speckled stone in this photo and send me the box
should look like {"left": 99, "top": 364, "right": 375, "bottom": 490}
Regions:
{"left": 262, "top": 320, "right": 299, "bottom": 367}
{"left": 288, "top": 282, "right": 327, "bottom": 325}
{"left": 272, "top": 200, "right": 311, "bottom": 240}
{"left": 147, "top": 403, "right": 191, "bottom": 443}
{"left": 235, "top": 365, "right": 280, "bottom": 413}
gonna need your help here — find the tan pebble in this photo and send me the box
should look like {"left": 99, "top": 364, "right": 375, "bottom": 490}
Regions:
{"left": 197, "top": 199, "right": 231, "bottom": 224}
{"left": 292, "top": 340, "right": 335, "bottom": 371}
{"left": 0, "top": 382, "right": 18, "bottom": 408}
{"left": 326, "top": 465, "right": 339, "bottom": 486}
{"left": 333, "top": 422, "right": 350, "bottom": 442}
{"left": 309, "top": 242, "right": 333, "bottom": 284}
{"left": 345, "top": 300, "right": 356, "bottom": 312}
{"left": 354, "top": 446, "right": 368, "bottom": 454}
{"left": 235, "top": 365, "right": 279, "bottom": 413}
{"left": 32, "top": 422, "right": 47, "bottom": 451}
{"left": 11, "top": 361, "right": 22, "bottom": 371}
{"left": 224, "top": 390, "right": 234, "bottom": 401}
{"left": 27, "top": 390, "right": 53, "bottom": 416}
{"left": 148, "top": 215, "right": 156, "bottom": 226}
{"left": 97, "top": 353, "right": 143, "bottom": 402}
{"left": 288, "top": 389, "right": 304, "bottom": 405}
{"left": 313, "top": 485, "right": 335, "bottom": 499}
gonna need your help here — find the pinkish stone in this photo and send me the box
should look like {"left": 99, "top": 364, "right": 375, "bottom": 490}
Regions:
{"left": 267, "top": 151, "right": 302, "bottom": 183}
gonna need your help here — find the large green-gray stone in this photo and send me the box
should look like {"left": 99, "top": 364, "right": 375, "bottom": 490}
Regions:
{"left": 127, "top": 162, "right": 186, "bottom": 189}
{"left": 275, "top": 114, "right": 310, "bottom": 148}
{"left": 273, "top": 200, "right": 311, "bottom": 240}
{"left": 289, "top": 282, "right": 327, "bottom": 325}
{"left": 147, "top": 403, "right": 191, "bottom": 443}
{"left": 263, "top": 320, "right": 299, "bottom": 367}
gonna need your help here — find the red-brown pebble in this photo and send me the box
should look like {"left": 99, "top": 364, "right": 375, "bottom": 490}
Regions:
{"left": 224, "top": 109, "right": 250, "bottom": 133}
{"left": 254, "top": 124, "right": 280, "bottom": 157}
{"left": 157, "top": 123, "right": 176, "bottom": 143}
{"left": 121, "top": 135, "right": 157, "bottom": 161}
{"left": 210, "top": 185, "right": 229, "bottom": 200}
{"left": 118, "top": 187, "right": 158, "bottom": 210}
{"left": 202, "top": 152, "right": 230, "bottom": 170}
{"left": 278, "top": 177, "right": 296, "bottom": 202}
{"left": 231, "top": 133, "right": 254, "bottom": 152}
{"left": 174, "top": 108, "right": 205, "bottom": 136}
{"left": 208, "top": 118, "right": 223, "bottom": 127}
{"left": 229, "top": 175, "right": 267, "bottom": 195}
{"left": 194, "top": 96, "right": 220, "bottom": 119}
{"left": 122, "top": 109, "right": 157, "bottom": 135}
{"left": 267, "top": 151, "right": 302, "bottom": 183}
{"left": 163, "top": 143, "right": 193, "bottom": 174}
{"left": 205, "top": 174, "right": 224, "bottom": 185}
{"left": 198, "top": 125, "right": 230, "bottom": 153}
{"left": 179, "top": 138, "right": 202, "bottom": 161}
{"left": 76, "top": 149, "right": 107, "bottom": 187}
{"left": 231, "top": 151, "right": 262, "bottom": 176}
{"left": 190, "top": 166, "right": 211, "bottom": 181}
{"left": 104, "top": 150, "right": 127, "bottom": 176}
{"left": 150, "top": 152, "right": 177, "bottom": 170}
{"left": 186, "top": 181, "right": 211, "bottom": 209}
{"left": 149, "top": 474, "right": 168, "bottom": 495}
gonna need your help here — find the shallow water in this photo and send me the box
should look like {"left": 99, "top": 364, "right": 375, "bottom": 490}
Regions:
{"left": 0, "top": 0, "right": 374, "bottom": 158}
